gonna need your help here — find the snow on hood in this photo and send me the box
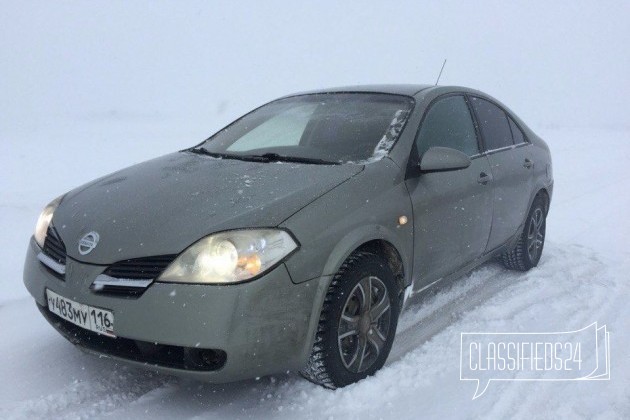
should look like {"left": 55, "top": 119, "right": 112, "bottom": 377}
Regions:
{"left": 52, "top": 152, "right": 362, "bottom": 264}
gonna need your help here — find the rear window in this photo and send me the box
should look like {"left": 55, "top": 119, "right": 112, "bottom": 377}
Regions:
{"left": 470, "top": 97, "right": 513, "bottom": 151}
{"left": 201, "top": 93, "right": 415, "bottom": 163}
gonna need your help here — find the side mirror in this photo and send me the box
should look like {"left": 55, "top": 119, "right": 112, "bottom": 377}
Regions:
{"left": 418, "top": 146, "right": 472, "bottom": 173}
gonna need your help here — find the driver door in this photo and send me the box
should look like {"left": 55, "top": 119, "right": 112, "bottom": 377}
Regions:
{"left": 405, "top": 95, "right": 494, "bottom": 291}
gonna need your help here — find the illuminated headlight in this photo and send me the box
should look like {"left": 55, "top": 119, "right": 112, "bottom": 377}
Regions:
{"left": 157, "top": 229, "right": 299, "bottom": 284}
{"left": 34, "top": 196, "right": 63, "bottom": 248}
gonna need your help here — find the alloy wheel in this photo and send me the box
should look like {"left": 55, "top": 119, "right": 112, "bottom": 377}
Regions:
{"left": 337, "top": 276, "right": 392, "bottom": 373}
{"left": 527, "top": 207, "right": 545, "bottom": 261}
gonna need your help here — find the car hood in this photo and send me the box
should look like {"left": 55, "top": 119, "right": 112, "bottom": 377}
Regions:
{"left": 53, "top": 152, "right": 362, "bottom": 264}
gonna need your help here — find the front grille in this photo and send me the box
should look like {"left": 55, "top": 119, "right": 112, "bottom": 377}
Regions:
{"left": 103, "top": 255, "right": 176, "bottom": 280}
{"left": 43, "top": 226, "right": 66, "bottom": 265}
{"left": 94, "top": 255, "right": 177, "bottom": 298}
{"left": 38, "top": 303, "right": 227, "bottom": 371}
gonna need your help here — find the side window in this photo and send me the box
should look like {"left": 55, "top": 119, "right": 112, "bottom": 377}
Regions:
{"left": 415, "top": 95, "right": 479, "bottom": 157}
{"left": 470, "top": 97, "right": 513, "bottom": 150}
{"left": 508, "top": 117, "right": 526, "bottom": 144}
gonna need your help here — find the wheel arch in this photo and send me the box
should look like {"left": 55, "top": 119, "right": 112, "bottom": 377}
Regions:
{"left": 354, "top": 239, "right": 406, "bottom": 293}
{"left": 537, "top": 187, "right": 551, "bottom": 215}
{"left": 523, "top": 185, "right": 551, "bottom": 227}
{"left": 321, "top": 225, "right": 411, "bottom": 294}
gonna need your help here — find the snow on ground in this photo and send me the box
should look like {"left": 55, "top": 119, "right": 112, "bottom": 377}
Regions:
{"left": 1, "top": 124, "right": 629, "bottom": 419}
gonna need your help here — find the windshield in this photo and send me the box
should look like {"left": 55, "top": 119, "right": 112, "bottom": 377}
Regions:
{"left": 197, "top": 93, "right": 415, "bottom": 163}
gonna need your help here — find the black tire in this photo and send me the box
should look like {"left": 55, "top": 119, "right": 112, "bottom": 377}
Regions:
{"left": 501, "top": 195, "right": 547, "bottom": 271}
{"left": 300, "top": 251, "right": 400, "bottom": 389}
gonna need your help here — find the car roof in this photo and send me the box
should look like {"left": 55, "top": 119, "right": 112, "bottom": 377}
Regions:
{"left": 281, "top": 84, "right": 435, "bottom": 98}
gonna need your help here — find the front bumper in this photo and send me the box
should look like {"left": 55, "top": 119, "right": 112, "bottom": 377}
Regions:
{"left": 23, "top": 238, "right": 330, "bottom": 382}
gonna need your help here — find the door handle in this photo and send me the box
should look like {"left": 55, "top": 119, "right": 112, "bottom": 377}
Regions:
{"left": 477, "top": 172, "right": 492, "bottom": 185}
{"left": 523, "top": 158, "right": 533, "bottom": 169}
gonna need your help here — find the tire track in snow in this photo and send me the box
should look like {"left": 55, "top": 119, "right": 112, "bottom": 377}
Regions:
{"left": 390, "top": 264, "right": 517, "bottom": 364}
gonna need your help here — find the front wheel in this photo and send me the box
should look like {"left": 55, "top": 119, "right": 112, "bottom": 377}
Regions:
{"left": 502, "top": 195, "right": 547, "bottom": 271}
{"left": 301, "top": 251, "right": 400, "bottom": 388}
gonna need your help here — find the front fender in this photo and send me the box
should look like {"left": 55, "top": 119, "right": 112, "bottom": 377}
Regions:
{"left": 280, "top": 159, "right": 414, "bottom": 287}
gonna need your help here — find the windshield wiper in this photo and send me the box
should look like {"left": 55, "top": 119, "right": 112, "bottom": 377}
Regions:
{"left": 187, "top": 147, "right": 250, "bottom": 161}
{"left": 188, "top": 148, "right": 339, "bottom": 165}
{"left": 240, "top": 153, "right": 340, "bottom": 165}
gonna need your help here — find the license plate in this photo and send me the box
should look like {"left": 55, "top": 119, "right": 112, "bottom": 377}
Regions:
{"left": 46, "top": 289, "right": 115, "bottom": 337}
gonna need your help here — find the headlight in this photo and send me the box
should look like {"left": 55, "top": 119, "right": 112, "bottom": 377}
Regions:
{"left": 34, "top": 196, "right": 63, "bottom": 248}
{"left": 157, "top": 229, "right": 299, "bottom": 284}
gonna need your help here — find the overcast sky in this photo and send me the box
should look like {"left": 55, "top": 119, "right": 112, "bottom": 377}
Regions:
{"left": 2, "top": 1, "right": 629, "bottom": 132}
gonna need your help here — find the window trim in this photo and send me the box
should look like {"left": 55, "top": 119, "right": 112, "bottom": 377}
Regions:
{"left": 482, "top": 141, "right": 531, "bottom": 157}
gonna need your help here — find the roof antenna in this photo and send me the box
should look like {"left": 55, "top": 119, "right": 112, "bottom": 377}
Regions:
{"left": 435, "top": 59, "right": 447, "bottom": 85}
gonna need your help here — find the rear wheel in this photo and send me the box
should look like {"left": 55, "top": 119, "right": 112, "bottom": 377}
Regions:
{"left": 301, "top": 251, "right": 400, "bottom": 388}
{"left": 502, "top": 195, "right": 547, "bottom": 271}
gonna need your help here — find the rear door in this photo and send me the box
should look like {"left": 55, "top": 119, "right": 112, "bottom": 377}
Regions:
{"left": 406, "top": 95, "right": 493, "bottom": 291}
{"left": 469, "top": 96, "right": 534, "bottom": 251}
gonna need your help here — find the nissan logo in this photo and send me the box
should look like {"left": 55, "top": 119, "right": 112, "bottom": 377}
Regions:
{"left": 78, "top": 231, "right": 100, "bottom": 255}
